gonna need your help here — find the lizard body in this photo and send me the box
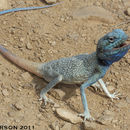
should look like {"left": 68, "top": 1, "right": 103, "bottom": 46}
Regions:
{"left": 0, "top": 29, "right": 129, "bottom": 121}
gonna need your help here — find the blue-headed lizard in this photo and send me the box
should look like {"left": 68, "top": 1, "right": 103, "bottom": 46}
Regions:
{"left": 0, "top": 29, "right": 129, "bottom": 121}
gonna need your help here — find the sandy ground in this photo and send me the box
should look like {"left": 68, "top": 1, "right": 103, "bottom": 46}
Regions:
{"left": 0, "top": 0, "right": 130, "bottom": 130}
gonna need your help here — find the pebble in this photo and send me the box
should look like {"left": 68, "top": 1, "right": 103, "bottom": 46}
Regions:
{"left": 8, "top": 111, "right": 16, "bottom": 117}
{"left": 96, "top": 110, "right": 115, "bottom": 125}
{"left": 1, "top": 89, "right": 9, "bottom": 96}
{"left": 48, "top": 41, "right": 56, "bottom": 46}
{"left": 0, "top": 0, "right": 9, "bottom": 10}
{"left": 84, "top": 122, "right": 97, "bottom": 130}
{"left": 126, "top": 8, "right": 130, "bottom": 16}
{"left": 50, "top": 89, "right": 66, "bottom": 100}
{"left": 50, "top": 121, "right": 60, "bottom": 130}
{"left": 45, "top": 0, "right": 57, "bottom": 4}
{"left": 107, "top": 86, "right": 115, "bottom": 92}
{"left": 122, "top": 0, "right": 130, "bottom": 7}
{"left": 61, "top": 123, "right": 72, "bottom": 130}
{"left": 73, "top": 6, "right": 115, "bottom": 23}
{"left": 26, "top": 42, "right": 33, "bottom": 50}
{"left": 126, "top": 96, "right": 130, "bottom": 104}
{"left": 13, "top": 102, "right": 23, "bottom": 111}
{"left": 19, "top": 37, "right": 25, "bottom": 42}
{"left": 67, "top": 33, "right": 79, "bottom": 41}
{"left": 116, "top": 101, "right": 128, "bottom": 108}
{"left": 56, "top": 108, "right": 82, "bottom": 124}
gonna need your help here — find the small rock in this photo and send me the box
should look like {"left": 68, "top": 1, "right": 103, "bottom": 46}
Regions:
{"left": 97, "top": 115, "right": 114, "bottom": 125}
{"left": 126, "top": 96, "right": 130, "bottom": 104}
{"left": 123, "top": 0, "right": 130, "bottom": 7}
{"left": 26, "top": 42, "right": 33, "bottom": 50}
{"left": 19, "top": 37, "right": 25, "bottom": 42}
{"left": 73, "top": 6, "right": 115, "bottom": 23}
{"left": 102, "top": 110, "right": 115, "bottom": 116}
{"left": 126, "top": 8, "right": 130, "bottom": 16}
{"left": 68, "top": 33, "right": 79, "bottom": 41}
{"left": 45, "top": 0, "right": 57, "bottom": 4}
{"left": 14, "top": 116, "right": 24, "bottom": 123}
{"left": 56, "top": 108, "right": 82, "bottom": 124}
{"left": 61, "top": 123, "right": 72, "bottom": 130}
{"left": 116, "top": 101, "right": 128, "bottom": 108}
{"left": 84, "top": 122, "right": 97, "bottom": 130}
{"left": 2, "top": 89, "right": 9, "bottom": 96}
{"left": 8, "top": 111, "right": 16, "bottom": 117}
{"left": 48, "top": 41, "right": 56, "bottom": 46}
{"left": 21, "top": 72, "right": 33, "bottom": 82}
{"left": 50, "top": 89, "right": 66, "bottom": 100}
{"left": 96, "top": 110, "right": 115, "bottom": 125}
{"left": 107, "top": 86, "right": 115, "bottom": 92}
{"left": 13, "top": 102, "right": 23, "bottom": 110}
{"left": 0, "top": 0, "right": 9, "bottom": 10}
{"left": 50, "top": 121, "right": 60, "bottom": 130}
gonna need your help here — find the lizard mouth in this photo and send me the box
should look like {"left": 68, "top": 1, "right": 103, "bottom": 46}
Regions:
{"left": 113, "top": 42, "right": 130, "bottom": 50}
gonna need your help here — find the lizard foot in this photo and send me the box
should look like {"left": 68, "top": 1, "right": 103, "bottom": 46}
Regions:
{"left": 78, "top": 113, "right": 95, "bottom": 122}
{"left": 39, "top": 95, "right": 55, "bottom": 106}
{"left": 108, "top": 91, "right": 121, "bottom": 101}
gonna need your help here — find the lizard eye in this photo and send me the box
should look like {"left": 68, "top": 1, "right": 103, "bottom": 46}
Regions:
{"left": 108, "top": 36, "right": 115, "bottom": 43}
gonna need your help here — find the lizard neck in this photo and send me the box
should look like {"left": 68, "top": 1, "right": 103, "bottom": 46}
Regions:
{"left": 97, "top": 57, "right": 112, "bottom": 66}
{"left": 97, "top": 49, "right": 129, "bottom": 66}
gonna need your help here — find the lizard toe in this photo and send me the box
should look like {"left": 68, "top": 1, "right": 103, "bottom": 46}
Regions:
{"left": 78, "top": 113, "right": 95, "bottom": 122}
{"left": 39, "top": 95, "right": 55, "bottom": 106}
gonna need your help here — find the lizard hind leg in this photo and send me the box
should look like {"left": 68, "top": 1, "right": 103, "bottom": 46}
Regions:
{"left": 39, "top": 75, "right": 63, "bottom": 105}
{"left": 91, "top": 78, "right": 106, "bottom": 92}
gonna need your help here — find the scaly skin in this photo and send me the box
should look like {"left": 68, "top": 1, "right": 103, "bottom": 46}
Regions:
{"left": 0, "top": 29, "right": 129, "bottom": 121}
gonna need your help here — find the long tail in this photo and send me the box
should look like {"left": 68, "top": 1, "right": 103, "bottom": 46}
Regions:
{"left": 0, "top": 45, "right": 43, "bottom": 78}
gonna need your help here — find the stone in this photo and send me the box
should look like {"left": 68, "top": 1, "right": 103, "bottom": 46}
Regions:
{"left": 61, "top": 123, "right": 72, "bottom": 130}
{"left": 84, "top": 122, "right": 97, "bottom": 130}
{"left": 116, "top": 101, "right": 128, "bottom": 108}
{"left": 13, "top": 102, "right": 24, "bottom": 111}
{"left": 126, "top": 96, "right": 130, "bottom": 104}
{"left": 2, "top": 89, "right": 9, "bottom": 96}
{"left": 45, "top": 0, "right": 57, "bottom": 4}
{"left": 97, "top": 115, "right": 114, "bottom": 125}
{"left": 26, "top": 42, "right": 33, "bottom": 50}
{"left": 126, "top": 8, "right": 130, "bottom": 16}
{"left": 73, "top": 6, "right": 115, "bottom": 23}
{"left": 123, "top": 0, "right": 130, "bottom": 7}
{"left": 50, "top": 89, "right": 66, "bottom": 100}
{"left": 96, "top": 110, "right": 115, "bottom": 125}
{"left": 56, "top": 108, "right": 82, "bottom": 124}
{"left": 50, "top": 121, "right": 60, "bottom": 130}
{"left": 0, "top": 0, "right": 9, "bottom": 10}
{"left": 107, "top": 86, "right": 115, "bottom": 92}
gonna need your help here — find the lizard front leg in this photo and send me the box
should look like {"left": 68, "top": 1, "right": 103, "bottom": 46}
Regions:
{"left": 98, "top": 79, "right": 120, "bottom": 100}
{"left": 79, "top": 73, "right": 103, "bottom": 121}
{"left": 39, "top": 75, "right": 63, "bottom": 105}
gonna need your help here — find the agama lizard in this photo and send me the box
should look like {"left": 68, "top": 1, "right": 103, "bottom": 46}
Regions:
{"left": 0, "top": 29, "right": 129, "bottom": 121}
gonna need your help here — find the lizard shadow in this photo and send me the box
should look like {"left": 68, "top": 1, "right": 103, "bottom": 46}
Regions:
{"left": 31, "top": 76, "right": 108, "bottom": 113}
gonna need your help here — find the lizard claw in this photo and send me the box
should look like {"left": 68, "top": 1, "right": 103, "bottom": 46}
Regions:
{"left": 78, "top": 113, "right": 95, "bottom": 122}
{"left": 39, "top": 95, "right": 55, "bottom": 106}
{"left": 109, "top": 91, "right": 121, "bottom": 101}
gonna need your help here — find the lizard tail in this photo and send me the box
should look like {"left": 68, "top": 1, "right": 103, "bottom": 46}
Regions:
{"left": 0, "top": 45, "right": 43, "bottom": 78}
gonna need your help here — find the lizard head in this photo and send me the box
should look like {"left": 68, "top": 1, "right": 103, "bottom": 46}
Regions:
{"left": 97, "top": 29, "right": 130, "bottom": 66}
